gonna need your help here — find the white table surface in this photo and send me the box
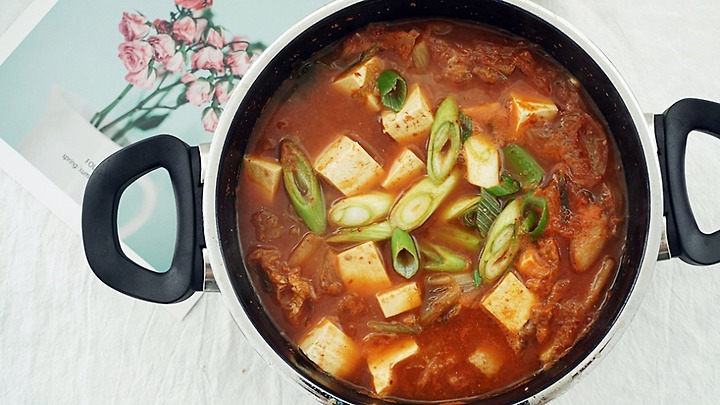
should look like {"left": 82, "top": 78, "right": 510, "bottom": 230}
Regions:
{"left": 2, "top": 0, "right": 720, "bottom": 404}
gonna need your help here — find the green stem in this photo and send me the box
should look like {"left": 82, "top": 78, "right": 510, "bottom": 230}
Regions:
{"left": 110, "top": 84, "right": 177, "bottom": 143}
{"left": 137, "top": 104, "right": 181, "bottom": 111}
{"left": 100, "top": 79, "right": 183, "bottom": 134}
{"left": 92, "top": 84, "right": 133, "bottom": 128}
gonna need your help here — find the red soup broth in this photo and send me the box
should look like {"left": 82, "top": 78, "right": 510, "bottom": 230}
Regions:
{"left": 236, "top": 19, "right": 627, "bottom": 401}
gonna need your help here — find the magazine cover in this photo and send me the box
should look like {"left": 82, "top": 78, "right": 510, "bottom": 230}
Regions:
{"left": 0, "top": 0, "right": 327, "bottom": 315}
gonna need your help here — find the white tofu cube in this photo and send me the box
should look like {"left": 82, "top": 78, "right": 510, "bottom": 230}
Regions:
{"left": 336, "top": 241, "right": 391, "bottom": 293}
{"left": 511, "top": 94, "right": 558, "bottom": 131}
{"left": 298, "top": 317, "right": 361, "bottom": 379}
{"left": 463, "top": 135, "right": 500, "bottom": 188}
{"left": 244, "top": 156, "right": 282, "bottom": 200}
{"left": 481, "top": 272, "right": 538, "bottom": 334}
{"left": 367, "top": 337, "right": 419, "bottom": 395}
{"left": 333, "top": 56, "right": 383, "bottom": 111}
{"left": 468, "top": 348, "right": 503, "bottom": 377}
{"left": 376, "top": 282, "right": 422, "bottom": 318}
{"left": 381, "top": 148, "right": 425, "bottom": 190}
{"left": 314, "top": 135, "right": 384, "bottom": 196}
{"left": 381, "top": 84, "right": 434, "bottom": 143}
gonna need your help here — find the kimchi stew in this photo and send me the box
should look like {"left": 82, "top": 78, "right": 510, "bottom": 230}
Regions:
{"left": 237, "top": 19, "right": 627, "bottom": 401}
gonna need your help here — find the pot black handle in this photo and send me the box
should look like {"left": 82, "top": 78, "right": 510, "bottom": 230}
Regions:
{"left": 656, "top": 98, "right": 720, "bottom": 265}
{"left": 81, "top": 135, "right": 204, "bottom": 303}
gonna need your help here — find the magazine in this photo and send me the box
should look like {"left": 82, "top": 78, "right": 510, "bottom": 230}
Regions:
{"left": 0, "top": 0, "right": 328, "bottom": 317}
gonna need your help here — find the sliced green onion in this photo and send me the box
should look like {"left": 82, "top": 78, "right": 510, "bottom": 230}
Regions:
{"left": 502, "top": 144, "right": 544, "bottom": 189}
{"left": 377, "top": 70, "right": 407, "bottom": 112}
{"left": 522, "top": 194, "right": 549, "bottom": 238}
{"left": 434, "top": 225, "right": 482, "bottom": 251}
{"left": 325, "top": 221, "right": 393, "bottom": 244}
{"left": 391, "top": 228, "right": 420, "bottom": 279}
{"left": 367, "top": 320, "right": 421, "bottom": 335}
{"left": 475, "top": 189, "right": 502, "bottom": 237}
{"left": 459, "top": 112, "right": 473, "bottom": 144}
{"left": 390, "top": 171, "right": 460, "bottom": 231}
{"left": 462, "top": 188, "right": 501, "bottom": 238}
{"left": 486, "top": 174, "right": 521, "bottom": 197}
{"left": 476, "top": 198, "right": 522, "bottom": 283}
{"left": 359, "top": 43, "right": 379, "bottom": 64}
{"left": 473, "top": 268, "right": 483, "bottom": 287}
{"left": 428, "top": 97, "right": 461, "bottom": 183}
{"left": 440, "top": 195, "right": 482, "bottom": 221}
{"left": 524, "top": 210, "right": 538, "bottom": 233}
{"left": 328, "top": 192, "right": 394, "bottom": 227}
{"left": 280, "top": 140, "right": 326, "bottom": 234}
{"left": 321, "top": 43, "right": 380, "bottom": 71}
{"left": 420, "top": 242, "right": 470, "bottom": 272}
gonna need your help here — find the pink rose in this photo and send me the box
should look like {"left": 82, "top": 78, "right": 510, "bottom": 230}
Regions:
{"left": 193, "top": 18, "right": 208, "bottom": 44}
{"left": 125, "top": 67, "right": 157, "bottom": 89}
{"left": 119, "top": 12, "right": 149, "bottom": 41}
{"left": 191, "top": 46, "right": 224, "bottom": 72}
{"left": 175, "top": 0, "right": 213, "bottom": 10}
{"left": 229, "top": 36, "right": 249, "bottom": 52}
{"left": 118, "top": 40, "right": 153, "bottom": 73}
{"left": 205, "top": 28, "right": 225, "bottom": 49}
{"left": 172, "top": 16, "right": 196, "bottom": 43}
{"left": 147, "top": 34, "right": 176, "bottom": 63}
{"left": 185, "top": 79, "right": 212, "bottom": 106}
{"left": 225, "top": 51, "right": 252, "bottom": 76}
{"left": 181, "top": 72, "right": 197, "bottom": 83}
{"left": 154, "top": 19, "right": 172, "bottom": 34}
{"left": 164, "top": 52, "right": 185, "bottom": 72}
{"left": 214, "top": 81, "right": 232, "bottom": 104}
{"left": 201, "top": 107, "right": 219, "bottom": 132}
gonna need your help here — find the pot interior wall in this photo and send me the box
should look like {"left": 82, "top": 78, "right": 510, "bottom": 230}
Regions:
{"left": 215, "top": 0, "right": 650, "bottom": 402}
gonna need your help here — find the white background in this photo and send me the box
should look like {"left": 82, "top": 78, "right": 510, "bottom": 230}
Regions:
{"left": 1, "top": 0, "right": 720, "bottom": 404}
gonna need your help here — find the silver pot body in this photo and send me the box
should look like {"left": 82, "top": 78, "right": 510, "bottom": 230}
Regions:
{"left": 202, "top": 0, "right": 663, "bottom": 403}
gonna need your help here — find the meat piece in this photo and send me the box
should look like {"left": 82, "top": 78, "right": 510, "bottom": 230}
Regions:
{"left": 506, "top": 321, "right": 534, "bottom": 356}
{"left": 473, "top": 65, "right": 504, "bottom": 85}
{"left": 538, "top": 299, "right": 584, "bottom": 366}
{"left": 317, "top": 249, "right": 344, "bottom": 296}
{"left": 248, "top": 247, "right": 316, "bottom": 326}
{"left": 251, "top": 208, "right": 283, "bottom": 242}
{"left": 338, "top": 293, "right": 369, "bottom": 320}
{"left": 416, "top": 349, "right": 460, "bottom": 390}
{"left": 386, "top": 29, "right": 420, "bottom": 60}
{"left": 530, "top": 279, "right": 570, "bottom": 344}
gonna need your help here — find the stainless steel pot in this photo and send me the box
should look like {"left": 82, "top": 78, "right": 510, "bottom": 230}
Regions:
{"left": 81, "top": 0, "right": 720, "bottom": 403}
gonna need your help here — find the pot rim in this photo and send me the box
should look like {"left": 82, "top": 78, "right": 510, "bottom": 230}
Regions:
{"left": 202, "top": 0, "right": 664, "bottom": 402}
